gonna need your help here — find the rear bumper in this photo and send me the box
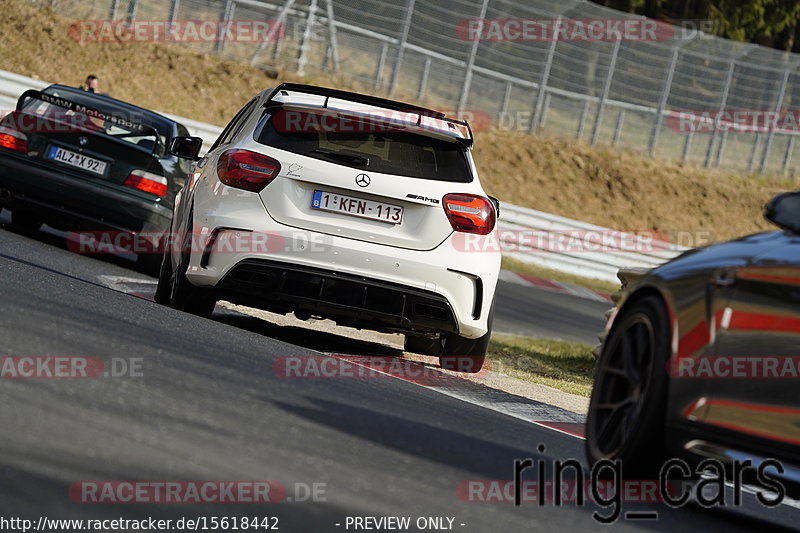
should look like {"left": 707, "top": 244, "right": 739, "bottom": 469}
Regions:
{"left": 216, "top": 259, "right": 460, "bottom": 335}
{"left": 0, "top": 151, "right": 172, "bottom": 235}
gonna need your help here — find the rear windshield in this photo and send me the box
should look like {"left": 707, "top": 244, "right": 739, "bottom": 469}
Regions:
{"left": 21, "top": 88, "right": 171, "bottom": 151}
{"left": 255, "top": 109, "right": 472, "bottom": 182}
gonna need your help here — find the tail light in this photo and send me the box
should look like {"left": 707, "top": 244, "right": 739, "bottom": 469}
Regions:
{"left": 442, "top": 193, "right": 496, "bottom": 235}
{"left": 0, "top": 126, "right": 28, "bottom": 153}
{"left": 124, "top": 170, "right": 168, "bottom": 197}
{"left": 217, "top": 149, "right": 280, "bottom": 192}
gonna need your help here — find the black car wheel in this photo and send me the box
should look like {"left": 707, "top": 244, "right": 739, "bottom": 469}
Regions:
{"left": 160, "top": 211, "right": 216, "bottom": 318}
{"left": 404, "top": 335, "right": 443, "bottom": 356}
{"left": 439, "top": 300, "right": 494, "bottom": 373}
{"left": 586, "top": 295, "right": 670, "bottom": 477}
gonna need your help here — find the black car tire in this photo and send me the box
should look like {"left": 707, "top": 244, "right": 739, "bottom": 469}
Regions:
{"left": 161, "top": 210, "right": 216, "bottom": 318}
{"left": 585, "top": 295, "right": 670, "bottom": 478}
{"left": 153, "top": 251, "right": 172, "bottom": 305}
{"left": 439, "top": 300, "right": 494, "bottom": 373}
{"left": 404, "top": 335, "right": 443, "bottom": 356}
{"left": 10, "top": 209, "right": 42, "bottom": 233}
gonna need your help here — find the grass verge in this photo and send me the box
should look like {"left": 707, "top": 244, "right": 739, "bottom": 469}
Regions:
{"left": 488, "top": 335, "right": 597, "bottom": 397}
{"left": 501, "top": 256, "right": 620, "bottom": 294}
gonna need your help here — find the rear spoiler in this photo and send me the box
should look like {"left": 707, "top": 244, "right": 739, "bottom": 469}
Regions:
{"left": 16, "top": 89, "right": 162, "bottom": 149}
{"left": 264, "top": 83, "right": 474, "bottom": 146}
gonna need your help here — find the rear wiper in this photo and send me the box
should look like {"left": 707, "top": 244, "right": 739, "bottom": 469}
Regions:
{"left": 310, "top": 148, "right": 369, "bottom": 166}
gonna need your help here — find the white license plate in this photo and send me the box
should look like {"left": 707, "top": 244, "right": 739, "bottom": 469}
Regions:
{"left": 47, "top": 146, "right": 107, "bottom": 175}
{"left": 311, "top": 190, "right": 403, "bottom": 224}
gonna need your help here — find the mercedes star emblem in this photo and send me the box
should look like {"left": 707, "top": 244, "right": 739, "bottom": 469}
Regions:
{"left": 355, "top": 174, "right": 371, "bottom": 187}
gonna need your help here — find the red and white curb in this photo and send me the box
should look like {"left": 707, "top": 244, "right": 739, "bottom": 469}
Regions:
{"left": 499, "top": 270, "right": 612, "bottom": 303}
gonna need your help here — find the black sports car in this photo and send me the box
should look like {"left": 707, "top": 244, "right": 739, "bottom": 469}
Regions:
{"left": 0, "top": 84, "right": 195, "bottom": 273}
{"left": 586, "top": 191, "right": 800, "bottom": 497}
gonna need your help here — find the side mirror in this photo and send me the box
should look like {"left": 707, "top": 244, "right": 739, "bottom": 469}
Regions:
{"left": 764, "top": 191, "right": 800, "bottom": 233}
{"left": 167, "top": 136, "right": 203, "bottom": 160}
{"left": 488, "top": 195, "right": 501, "bottom": 218}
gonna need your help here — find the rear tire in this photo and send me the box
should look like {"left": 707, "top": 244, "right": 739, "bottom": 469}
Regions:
{"left": 439, "top": 300, "right": 494, "bottom": 373}
{"left": 404, "top": 335, "right": 442, "bottom": 356}
{"left": 11, "top": 209, "right": 42, "bottom": 233}
{"left": 153, "top": 252, "right": 171, "bottom": 305}
{"left": 585, "top": 295, "right": 670, "bottom": 478}
{"left": 161, "top": 210, "right": 216, "bottom": 318}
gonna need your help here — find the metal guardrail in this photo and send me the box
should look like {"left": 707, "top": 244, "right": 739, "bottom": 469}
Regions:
{"left": 498, "top": 204, "right": 687, "bottom": 283}
{"left": 0, "top": 69, "right": 685, "bottom": 283}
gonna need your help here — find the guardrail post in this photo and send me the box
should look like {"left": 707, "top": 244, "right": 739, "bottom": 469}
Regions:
{"left": 575, "top": 100, "right": 590, "bottom": 140}
{"left": 500, "top": 80, "right": 512, "bottom": 115}
{"left": 612, "top": 109, "right": 625, "bottom": 146}
{"left": 417, "top": 56, "right": 431, "bottom": 100}
{"left": 250, "top": 0, "right": 295, "bottom": 65}
{"left": 530, "top": 15, "right": 561, "bottom": 133}
{"left": 540, "top": 93, "right": 551, "bottom": 128}
{"left": 590, "top": 38, "right": 621, "bottom": 146}
{"left": 457, "top": 0, "right": 490, "bottom": 112}
{"left": 704, "top": 60, "right": 734, "bottom": 167}
{"left": 374, "top": 42, "right": 389, "bottom": 89}
{"left": 296, "top": 0, "right": 318, "bottom": 76}
{"left": 681, "top": 130, "right": 694, "bottom": 161}
{"left": 714, "top": 130, "right": 728, "bottom": 167}
{"left": 323, "top": 0, "right": 339, "bottom": 72}
{"left": 215, "top": 0, "right": 235, "bottom": 54}
{"left": 782, "top": 135, "right": 795, "bottom": 174}
{"left": 759, "top": 66, "right": 791, "bottom": 173}
{"left": 125, "top": 0, "right": 138, "bottom": 23}
{"left": 168, "top": 0, "right": 180, "bottom": 25}
{"left": 648, "top": 45, "right": 679, "bottom": 156}
{"left": 748, "top": 133, "right": 761, "bottom": 170}
{"left": 387, "top": 0, "right": 416, "bottom": 96}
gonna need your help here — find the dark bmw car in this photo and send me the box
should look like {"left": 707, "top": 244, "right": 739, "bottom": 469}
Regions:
{"left": 586, "top": 191, "right": 800, "bottom": 496}
{"left": 0, "top": 84, "right": 195, "bottom": 272}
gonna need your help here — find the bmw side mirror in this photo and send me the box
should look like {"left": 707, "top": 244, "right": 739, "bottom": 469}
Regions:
{"left": 168, "top": 136, "right": 203, "bottom": 160}
{"left": 764, "top": 191, "right": 800, "bottom": 234}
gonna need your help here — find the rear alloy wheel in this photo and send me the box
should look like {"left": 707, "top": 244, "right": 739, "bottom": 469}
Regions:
{"left": 10, "top": 209, "right": 42, "bottom": 233}
{"left": 585, "top": 295, "right": 670, "bottom": 478}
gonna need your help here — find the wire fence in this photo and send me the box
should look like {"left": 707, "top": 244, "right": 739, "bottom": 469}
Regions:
{"left": 36, "top": 0, "right": 800, "bottom": 175}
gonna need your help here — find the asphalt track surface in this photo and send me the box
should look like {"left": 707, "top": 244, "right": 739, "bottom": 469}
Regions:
{"left": 0, "top": 219, "right": 798, "bottom": 532}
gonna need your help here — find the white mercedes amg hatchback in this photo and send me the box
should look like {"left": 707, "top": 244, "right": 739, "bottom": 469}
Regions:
{"left": 155, "top": 83, "right": 500, "bottom": 371}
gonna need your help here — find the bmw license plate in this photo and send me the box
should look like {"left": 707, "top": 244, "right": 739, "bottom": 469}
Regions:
{"left": 311, "top": 190, "right": 403, "bottom": 224}
{"left": 47, "top": 146, "right": 107, "bottom": 175}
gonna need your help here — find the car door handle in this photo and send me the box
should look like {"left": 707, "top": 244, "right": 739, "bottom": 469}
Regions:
{"left": 712, "top": 271, "right": 737, "bottom": 287}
